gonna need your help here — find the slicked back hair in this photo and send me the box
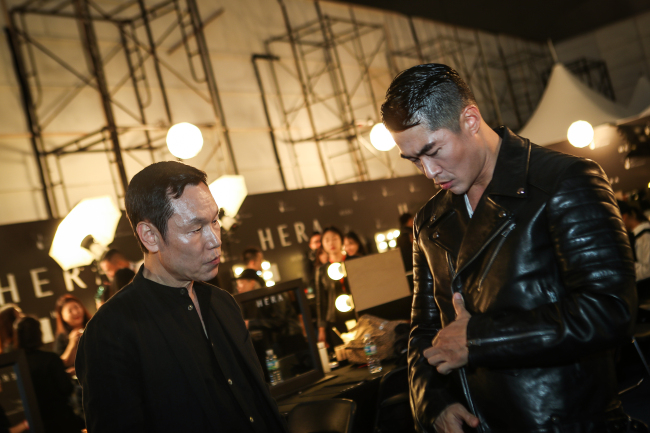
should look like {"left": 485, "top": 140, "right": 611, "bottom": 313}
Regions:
{"left": 125, "top": 161, "right": 208, "bottom": 253}
{"left": 381, "top": 63, "right": 477, "bottom": 133}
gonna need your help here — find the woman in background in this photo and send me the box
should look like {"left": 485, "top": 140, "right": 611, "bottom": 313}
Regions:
{"left": 0, "top": 305, "right": 22, "bottom": 353}
{"left": 54, "top": 295, "right": 91, "bottom": 369}
{"left": 315, "top": 226, "right": 355, "bottom": 348}
{"left": 343, "top": 231, "right": 367, "bottom": 260}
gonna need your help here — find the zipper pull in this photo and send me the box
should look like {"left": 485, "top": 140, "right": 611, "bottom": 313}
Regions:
{"left": 501, "top": 223, "right": 516, "bottom": 238}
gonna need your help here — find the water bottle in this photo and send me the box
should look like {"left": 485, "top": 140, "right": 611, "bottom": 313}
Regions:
{"left": 363, "top": 334, "right": 382, "bottom": 374}
{"left": 265, "top": 349, "right": 282, "bottom": 385}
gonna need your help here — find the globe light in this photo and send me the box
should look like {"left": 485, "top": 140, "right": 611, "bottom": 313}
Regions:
{"left": 263, "top": 271, "right": 273, "bottom": 280}
{"left": 261, "top": 261, "right": 271, "bottom": 270}
{"left": 335, "top": 294, "right": 354, "bottom": 312}
{"left": 379, "top": 241, "right": 388, "bottom": 250}
{"left": 166, "top": 122, "right": 203, "bottom": 159}
{"left": 387, "top": 232, "right": 394, "bottom": 240}
{"left": 234, "top": 266, "right": 244, "bottom": 276}
{"left": 567, "top": 121, "right": 594, "bottom": 148}
{"left": 266, "top": 281, "right": 275, "bottom": 287}
{"left": 327, "top": 262, "right": 345, "bottom": 280}
{"left": 388, "top": 240, "right": 397, "bottom": 248}
{"left": 369, "top": 123, "right": 397, "bottom": 151}
{"left": 393, "top": 230, "right": 400, "bottom": 237}
{"left": 376, "top": 234, "right": 386, "bottom": 242}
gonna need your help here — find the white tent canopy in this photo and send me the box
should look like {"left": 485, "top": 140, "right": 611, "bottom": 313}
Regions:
{"left": 517, "top": 63, "right": 633, "bottom": 146}
{"left": 627, "top": 76, "right": 650, "bottom": 114}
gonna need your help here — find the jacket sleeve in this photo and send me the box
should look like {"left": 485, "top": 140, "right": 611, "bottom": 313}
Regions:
{"left": 409, "top": 214, "right": 459, "bottom": 432}
{"left": 76, "top": 308, "right": 145, "bottom": 432}
{"left": 466, "top": 159, "right": 637, "bottom": 369}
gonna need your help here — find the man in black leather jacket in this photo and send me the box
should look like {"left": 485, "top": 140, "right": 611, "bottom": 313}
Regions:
{"left": 380, "top": 63, "right": 637, "bottom": 433}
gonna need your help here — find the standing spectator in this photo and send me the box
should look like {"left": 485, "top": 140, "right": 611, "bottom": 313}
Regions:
{"left": 14, "top": 316, "right": 83, "bottom": 433}
{"left": 242, "top": 247, "right": 266, "bottom": 287}
{"left": 619, "top": 201, "right": 650, "bottom": 298}
{"left": 398, "top": 213, "right": 415, "bottom": 292}
{"left": 99, "top": 249, "right": 137, "bottom": 282}
{"left": 315, "top": 226, "right": 355, "bottom": 348}
{"left": 303, "top": 232, "right": 322, "bottom": 289}
{"left": 0, "top": 305, "right": 22, "bottom": 353}
{"left": 54, "top": 295, "right": 91, "bottom": 369}
{"left": 110, "top": 268, "right": 136, "bottom": 297}
{"left": 343, "top": 231, "right": 366, "bottom": 259}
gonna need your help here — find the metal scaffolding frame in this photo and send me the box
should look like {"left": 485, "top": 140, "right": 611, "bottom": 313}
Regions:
{"left": 4, "top": 0, "right": 234, "bottom": 217}
{"left": 259, "top": 0, "right": 397, "bottom": 187}
{"left": 390, "top": 16, "right": 554, "bottom": 131}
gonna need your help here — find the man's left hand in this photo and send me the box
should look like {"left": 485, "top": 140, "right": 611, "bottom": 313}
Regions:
{"left": 423, "top": 293, "right": 471, "bottom": 375}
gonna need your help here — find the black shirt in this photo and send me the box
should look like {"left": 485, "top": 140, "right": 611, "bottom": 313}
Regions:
{"left": 147, "top": 277, "right": 284, "bottom": 433}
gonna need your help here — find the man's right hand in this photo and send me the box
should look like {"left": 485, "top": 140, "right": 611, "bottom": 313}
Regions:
{"left": 434, "top": 403, "right": 479, "bottom": 433}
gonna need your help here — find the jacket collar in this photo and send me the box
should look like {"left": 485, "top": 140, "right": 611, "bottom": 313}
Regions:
{"left": 427, "top": 127, "right": 530, "bottom": 276}
{"left": 485, "top": 126, "right": 531, "bottom": 198}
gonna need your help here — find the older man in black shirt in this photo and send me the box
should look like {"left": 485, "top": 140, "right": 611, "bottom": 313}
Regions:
{"left": 76, "top": 161, "right": 287, "bottom": 432}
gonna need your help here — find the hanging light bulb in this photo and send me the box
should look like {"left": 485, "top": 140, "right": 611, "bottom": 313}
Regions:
{"left": 335, "top": 294, "right": 354, "bottom": 312}
{"left": 166, "top": 122, "right": 204, "bottom": 159}
{"left": 327, "top": 262, "right": 345, "bottom": 280}
{"left": 567, "top": 121, "right": 594, "bottom": 148}
{"left": 369, "top": 123, "right": 397, "bottom": 151}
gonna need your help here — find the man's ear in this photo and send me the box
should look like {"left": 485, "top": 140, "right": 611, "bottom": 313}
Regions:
{"left": 136, "top": 221, "right": 161, "bottom": 253}
{"left": 460, "top": 105, "right": 481, "bottom": 136}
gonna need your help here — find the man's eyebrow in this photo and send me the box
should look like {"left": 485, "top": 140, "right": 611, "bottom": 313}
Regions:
{"left": 400, "top": 142, "right": 436, "bottom": 159}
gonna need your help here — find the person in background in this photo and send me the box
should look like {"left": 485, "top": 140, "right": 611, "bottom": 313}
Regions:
{"left": 14, "top": 316, "right": 83, "bottom": 433}
{"left": 315, "top": 226, "right": 355, "bottom": 348}
{"left": 619, "top": 201, "right": 650, "bottom": 300}
{"left": 343, "top": 231, "right": 366, "bottom": 260}
{"left": 0, "top": 304, "right": 22, "bottom": 353}
{"left": 235, "top": 268, "right": 264, "bottom": 294}
{"left": 303, "top": 232, "right": 322, "bottom": 292}
{"left": 76, "top": 161, "right": 287, "bottom": 432}
{"left": 242, "top": 247, "right": 266, "bottom": 288}
{"left": 110, "top": 268, "right": 136, "bottom": 297}
{"left": 398, "top": 213, "right": 415, "bottom": 292}
{"left": 54, "top": 294, "right": 91, "bottom": 370}
{"left": 99, "top": 249, "right": 136, "bottom": 282}
{"left": 382, "top": 63, "right": 636, "bottom": 432}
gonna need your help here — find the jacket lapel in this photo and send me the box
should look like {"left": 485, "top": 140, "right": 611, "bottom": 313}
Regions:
{"left": 456, "top": 128, "right": 531, "bottom": 276}
{"left": 427, "top": 192, "right": 468, "bottom": 271}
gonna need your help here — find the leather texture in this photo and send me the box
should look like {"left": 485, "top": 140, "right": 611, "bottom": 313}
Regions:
{"left": 409, "top": 127, "right": 637, "bottom": 433}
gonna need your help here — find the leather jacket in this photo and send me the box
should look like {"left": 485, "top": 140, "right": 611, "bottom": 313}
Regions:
{"left": 409, "top": 127, "right": 636, "bottom": 432}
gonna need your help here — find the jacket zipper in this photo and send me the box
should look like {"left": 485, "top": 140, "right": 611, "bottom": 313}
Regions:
{"left": 477, "top": 222, "right": 516, "bottom": 290}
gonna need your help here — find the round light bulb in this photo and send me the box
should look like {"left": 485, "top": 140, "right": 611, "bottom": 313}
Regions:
{"left": 393, "top": 230, "right": 400, "bottom": 237}
{"left": 369, "top": 123, "right": 397, "bottom": 151}
{"left": 387, "top": 232, "right": 394, "bottom": 240}
{"left": 261, "top": 261, "right": 271, "bottom": 270}
{"left": 166, "top": 122, "right": 204, "bottom": 159}
{"left": 567, "top": 121, "right": 593, "bottom": 148}
{"left": 379, "top": 241, "right": 388, "bottom": 250}
{"left": 234, "top": 266, "right": 244, "bottom": 276}
{"left": 263, "top": 271, "right": 273, "bottom": 280}
{"left": 266, "top": 281, "right": 275, "bottom": 287}
{"left": 376, "top": 234, "right": 385, "bottom": 242}
{"left": 335, "top": 294, "right": 354, "bottom": 312}
{"left": 388, "top": 239, "right": 397, "bottom": 248}
{"left": 328, "top": 263, "right": 345, "bottom": 280}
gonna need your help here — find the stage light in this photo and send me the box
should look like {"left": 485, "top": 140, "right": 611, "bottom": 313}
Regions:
{"left": 166, "top": 122, "right": 203, "bottom": 159}
{"left": 335, "top": 294, "right": 354, "bottom": 312}
{"left": 369, "top": 123, "right": 396, "bottom": 151}
{"left": 49, "top": 196, "right": 121, "bottom": 270}
{"left": 567, "top": 121, "right": 594, "bottom": 148}
{"left": 327, "top": 262, "right": 345, "bottom": 280}
{"left": 209, "top": 175, "right": 248, "bottom": 230}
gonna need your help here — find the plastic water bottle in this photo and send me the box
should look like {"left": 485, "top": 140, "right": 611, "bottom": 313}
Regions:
{"left": 265, "top": 349, "right": 282, "bottom": 385}
{"left": 363, "top": 334, "right": 382, "bottom": 374}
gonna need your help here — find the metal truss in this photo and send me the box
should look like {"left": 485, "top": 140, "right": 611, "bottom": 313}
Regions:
{"left": 390, "top": 16, "right": 554, "bottom": 131}
{"left": 257, "top": 0, "right": 397, "bottom": 187}
{"left": 4, "top": 0, "right": 234, "bottom": 217}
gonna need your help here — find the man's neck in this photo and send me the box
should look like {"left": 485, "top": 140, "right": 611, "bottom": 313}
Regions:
{"left": 142, "top": 254, "right": 192, "bottom": 288}
{"left": 466, "top": 125, "right": 502, "bottom": 210}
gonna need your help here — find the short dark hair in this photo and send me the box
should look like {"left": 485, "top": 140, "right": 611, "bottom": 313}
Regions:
{"left": 125, "top": 161, "right": 208, "bottom": 253}
{"left": 242, "top": 247, "right": 262, "bottom": 264}
{"left": 14, "top": 316, "right": 42, "bottom": 350}
{"left": 399, "top": 213, "right": 413, "bottom": 227}
{"left": 381, "top": 63, "right": 476, "bottom": 133}
{"left": 100, "top": 248, "right": 127, "bottom": 264}
{"left": 618, "top": 201, "right": 648, "bottom": 222}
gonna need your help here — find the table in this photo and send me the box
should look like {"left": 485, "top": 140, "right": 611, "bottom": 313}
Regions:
{"left": 276, "top": 361, "right": 398, "bottom": 433}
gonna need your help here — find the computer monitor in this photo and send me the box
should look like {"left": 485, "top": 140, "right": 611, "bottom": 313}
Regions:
{"left": 234, "top": 279, "right": 324, "bottom": 399}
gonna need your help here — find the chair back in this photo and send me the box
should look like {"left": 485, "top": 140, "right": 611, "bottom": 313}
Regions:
{"left": 287, "top": 398, "right": 356, "bottom": 433}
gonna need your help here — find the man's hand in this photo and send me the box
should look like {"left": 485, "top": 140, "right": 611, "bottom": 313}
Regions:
{"left": 434, "top": 403, "right": 479, "bottom": 433}
{"left": 423, "top": 293, "right": 471, "bottom": 374}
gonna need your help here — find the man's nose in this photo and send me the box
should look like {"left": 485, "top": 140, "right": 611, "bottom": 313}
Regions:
{"left": 421, "top": 159, "right": 441, "bottom": 180}
{"left": 207, "top": 225, "right": 222, "bottom": 249}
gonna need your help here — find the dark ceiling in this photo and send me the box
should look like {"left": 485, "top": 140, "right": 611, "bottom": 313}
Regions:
{"left": 334, "top": 0, "right": 650, "bottom": 42}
